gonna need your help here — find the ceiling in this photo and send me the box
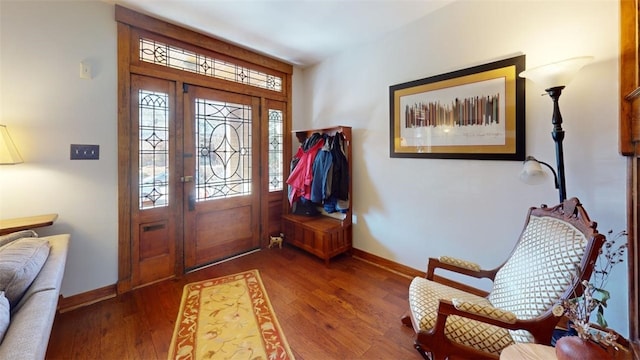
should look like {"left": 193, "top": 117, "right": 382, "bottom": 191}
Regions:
{"left": 112, "top": 0, "right": 454, "bottom": 67}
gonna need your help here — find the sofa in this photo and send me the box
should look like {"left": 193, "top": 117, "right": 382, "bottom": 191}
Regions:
{"left": 0, "top": 230, "right": 70, "bottom": 360}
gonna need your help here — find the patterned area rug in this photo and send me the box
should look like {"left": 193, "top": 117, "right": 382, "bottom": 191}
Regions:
{"left": 168, "top": 269, "right": 295, "bottom": 360}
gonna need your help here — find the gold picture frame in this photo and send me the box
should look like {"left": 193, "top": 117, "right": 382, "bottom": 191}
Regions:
{"left": 389, "top": 55, "right": 525, "bottom": 160}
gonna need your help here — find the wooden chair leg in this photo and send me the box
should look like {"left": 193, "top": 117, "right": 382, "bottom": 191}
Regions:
{"left": 414, "top": 343, "right": 432, "bottom": 360}
{"left": 401, "top": 312, "right": 413, "bottom": 327}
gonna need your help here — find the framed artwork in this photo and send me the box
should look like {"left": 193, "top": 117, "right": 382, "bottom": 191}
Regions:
{"left": 389, "top": 55, "right": 525, "bottom": 160}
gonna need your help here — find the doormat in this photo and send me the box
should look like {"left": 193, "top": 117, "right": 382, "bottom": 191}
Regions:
{"left": 168, "top": 269, "right": 295, "bottom": 359}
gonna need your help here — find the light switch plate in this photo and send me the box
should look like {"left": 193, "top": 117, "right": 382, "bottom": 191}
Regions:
{"left": 80, "top": 61, "right": 92, "bottom": 79}
{"left": 70, "top": 144, "right": 99, "bottom": 160}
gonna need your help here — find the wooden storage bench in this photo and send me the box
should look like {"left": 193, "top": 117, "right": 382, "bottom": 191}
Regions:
{"left": 282, "top": 213, "right": 352, "bottom": 265}
{"left": 282, "top": 125, "right": 352, "bottom": 265}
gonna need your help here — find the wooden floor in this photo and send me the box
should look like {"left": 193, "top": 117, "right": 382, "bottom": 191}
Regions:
{"left": 46, "top": 246, "right": 423, "bottom": 360}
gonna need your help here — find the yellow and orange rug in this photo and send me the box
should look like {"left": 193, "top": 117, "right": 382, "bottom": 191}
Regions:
{"left": 168, "top": 269, "right": 295, "bottom": 360}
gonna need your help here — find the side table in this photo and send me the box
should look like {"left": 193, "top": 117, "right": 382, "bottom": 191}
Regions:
{"left": 501, "top": 342, "right": 631, "bottom": 360}
{"left": 0, "top": 213, "right": 58, "bottom": 235}
{"left": 501, "top": 344, "right": 556, "bottom": 360}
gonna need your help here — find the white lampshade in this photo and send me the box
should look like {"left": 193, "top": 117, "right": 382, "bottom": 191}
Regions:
{"left": 519, "top": 56, "right": 594, "bottom": 90}
{"left": 0, "top": 125, "right": 24, "bottom": 165}
{"left": 519, "top": 158, "right": 547, "bottom": 185}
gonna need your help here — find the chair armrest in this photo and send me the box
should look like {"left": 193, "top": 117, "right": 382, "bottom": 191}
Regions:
{"left": 427, "top": 257, "right": 498, "bottom": 281}
{"left": 439, "top": 256, "right": 481, "bottom": 272}
{"left": 426, "top": 257, "right": 498, "bottom": 297}
{"left": 451, "top": 298, "right": 517, "bottom": 324}
{"left": 432, "top": 299, "right": 560, "bottom": 345}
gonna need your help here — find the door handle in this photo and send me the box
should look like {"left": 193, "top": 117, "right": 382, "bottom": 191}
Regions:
{"left": 188, "top": 194, "right": 195, "bottom": 211}
{"left": 181, "top": 175, "right": 194, "bottom": 183}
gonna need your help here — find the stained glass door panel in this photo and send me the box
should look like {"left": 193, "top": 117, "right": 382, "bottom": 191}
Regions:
{"left": 183, "top": 85, "right": 260, "bottom": 269}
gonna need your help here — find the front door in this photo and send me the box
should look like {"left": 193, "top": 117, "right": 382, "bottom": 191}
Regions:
{"left": 182, "top": 85, "right": 261, "bottom": 270}
{"left": 119, "top": 16, "right": 291, "bottom": 292}
{"left": 130, "top": 78, "right": 262, "bottom": 286}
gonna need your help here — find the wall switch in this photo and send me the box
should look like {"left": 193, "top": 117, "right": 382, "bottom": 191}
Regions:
{"left": 70, "top": 144, "right": 99, "bottom": 160}
{"left": 80, "top": 61, "right": 92, "bottom": 79}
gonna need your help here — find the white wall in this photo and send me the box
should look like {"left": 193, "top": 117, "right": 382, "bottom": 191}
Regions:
{"left": 298, "top": 1, "right": 629, "bottom": 336}
{"left": 0, "top": 1, "right": 118, "bottom": 296}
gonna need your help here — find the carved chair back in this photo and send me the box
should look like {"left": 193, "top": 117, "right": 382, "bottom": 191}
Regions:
{"left": 488, "top": 197, "right": 605, "bottom": 342}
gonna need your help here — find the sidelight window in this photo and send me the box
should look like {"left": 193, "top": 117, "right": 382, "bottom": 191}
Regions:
{"left": 268, "top": 109, "right": 283, "bottom": 191}
{"left": 139, "top": 89, "right": 170, "bottom": 209}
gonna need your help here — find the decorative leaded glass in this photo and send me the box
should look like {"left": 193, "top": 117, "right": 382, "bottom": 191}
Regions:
{"left": 268, "top": 109, "right": 283, "bottom": 191}
{"left": 140, "top": 38, "right": 282, "bottom": 92}
{"left": 139, "top": 90, "right": 170, "bottom": 209}
{"left": 195, "top": 99, "right": 252, "bottom": 200}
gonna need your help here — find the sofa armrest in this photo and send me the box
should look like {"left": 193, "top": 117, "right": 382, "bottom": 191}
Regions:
{"left": 12, "top": 234, "right": 69, "bottom": 313}
{"left": 0, "top": 290, "right": 60, "bottom": 359}
{"left": 0, "top": 234, "right": 69, "bottom": 360}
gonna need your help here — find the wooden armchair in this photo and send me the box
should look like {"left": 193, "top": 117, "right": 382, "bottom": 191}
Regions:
{"left": 401, "top": 197, "right": 606, "bottom": 360}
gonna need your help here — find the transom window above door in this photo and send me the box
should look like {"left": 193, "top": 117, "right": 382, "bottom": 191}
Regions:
{"left": 140, "top": 38, "right": 283, "bottom": 92}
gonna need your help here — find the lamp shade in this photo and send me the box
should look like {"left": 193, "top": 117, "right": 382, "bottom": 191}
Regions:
{"left": 519, "top": 157, "right": 547, "bottom": 185}
{"left": 518, "top": 56, "right": 594, "bottom": 90}
{"left": 0, "top": 125, "right": 24, "bottom": 165}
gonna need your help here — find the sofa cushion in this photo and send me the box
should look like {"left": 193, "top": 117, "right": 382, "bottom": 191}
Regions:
{"left": 0, "top": 292, "right": 8, "bottom": 343}
{"left": 0, "top": 238, "right": 51, "bottom": 308}
{"left": 0, "top": 230, "right": 38, "bottom": 248}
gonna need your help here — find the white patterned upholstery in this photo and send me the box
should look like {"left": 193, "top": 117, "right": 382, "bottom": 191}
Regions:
{"left": 488, "top": 216, "right": 587, "bottom": 342}
{"left": 439, "top": 256, "right": 481, "bottom": 272}
{"left": 407, "top": 214, "right": 588, "bottom": 356}
{"left": 409, "top": 278, "right": 514, "bottom": 355}
{"left": 451, "top": 298, "right": 517, "bottom": 324}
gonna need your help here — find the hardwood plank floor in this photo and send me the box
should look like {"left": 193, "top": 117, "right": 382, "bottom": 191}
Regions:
{"left": 46, "top": 246, "right": 423, "bottom": 360}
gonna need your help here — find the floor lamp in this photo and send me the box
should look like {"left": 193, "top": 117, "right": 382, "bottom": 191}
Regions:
{"left": 518, "top": 56, "right": 593, "bottom": 203}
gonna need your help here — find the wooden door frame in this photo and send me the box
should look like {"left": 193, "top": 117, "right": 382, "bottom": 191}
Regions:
{"left": 115, "top": 5, "right": 292, "bottom": 293}
{"left": 620, "top": 0, "right": 639, "bottom": 358}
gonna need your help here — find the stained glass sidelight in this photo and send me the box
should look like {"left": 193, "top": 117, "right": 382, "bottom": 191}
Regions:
{"left": 195, "top": 99, "right": 252, "bottom": 201}
{"left": 268, "top": 109, "right": 283, "bottom": 191}
{"left": 139, "top": 90, "right": 170, "bottom": 209}
{"left": 139, "top": 38, "right": 282, "bottom": 92}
